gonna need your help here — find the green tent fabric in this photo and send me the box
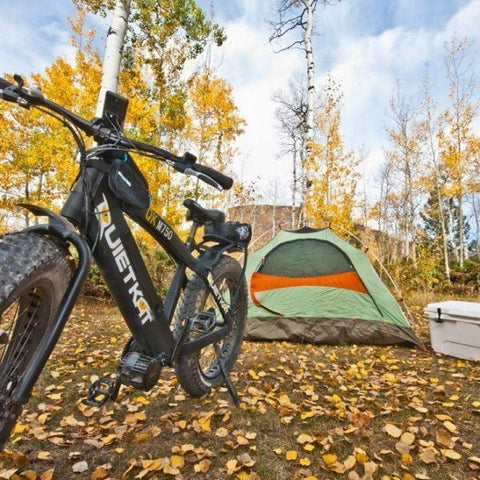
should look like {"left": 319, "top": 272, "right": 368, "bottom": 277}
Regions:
{"left": 246, "top": 227, "right": 420, "bottom": 346}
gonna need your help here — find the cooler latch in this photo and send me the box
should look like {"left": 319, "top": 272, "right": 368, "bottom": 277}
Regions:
{"left": 435, "top": 307, "right": 444, "bottom": 323}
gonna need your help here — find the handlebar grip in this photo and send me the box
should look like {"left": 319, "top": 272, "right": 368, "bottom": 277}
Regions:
{"left": 0, "top": 77, "right": 13, "bottom": 89}
{"left": 192, "top": 164, "right": 233, "bottom": 190}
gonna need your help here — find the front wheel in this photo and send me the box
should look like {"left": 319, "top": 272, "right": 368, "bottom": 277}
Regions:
{"left": 0, "top": 232, "right": 70, "bottom": 450}
{"left": 173, "top": 255, "right": 247, "bottom": 398}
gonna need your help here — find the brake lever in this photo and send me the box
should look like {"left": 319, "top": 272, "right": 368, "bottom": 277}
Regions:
{"left": 0, "top": 86, "right": 29, "bottom": 109}
{"left": 184, "top": 168, "right": 223, "bottom": 191}
{"left": 0, "top": 74, "right": 37, "bottom": 109}
{"left": 13, "top": 74, "right": 24, "bottom": 90}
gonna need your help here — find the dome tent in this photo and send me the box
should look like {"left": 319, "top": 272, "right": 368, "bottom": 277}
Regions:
{"left": 246, "top": 227, "right": 420, "bottom": 346}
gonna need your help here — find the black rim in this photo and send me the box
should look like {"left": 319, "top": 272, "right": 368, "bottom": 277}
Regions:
{"left": 0, "top": 286, "right": 50, "bottom": 419}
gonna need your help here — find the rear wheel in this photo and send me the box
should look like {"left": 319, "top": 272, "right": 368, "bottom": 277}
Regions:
{"left": 0, "top": 233, "right": 70, "bottom": 450}
{"left": 173, "top": 256, "right": 247, "bottom": 397}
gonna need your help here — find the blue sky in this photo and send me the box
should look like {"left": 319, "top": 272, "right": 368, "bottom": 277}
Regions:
{"left": 202, "top": 0, "right": 480, "bottom": 199}
{"left": 1, "top": 0, "right": 479, "bottom": 201}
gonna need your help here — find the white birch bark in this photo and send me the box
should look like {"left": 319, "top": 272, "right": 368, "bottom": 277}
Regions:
{"left": 303, "top": 0, "right": 315, "bottom": 224}
{"left": 304, "top": 0, "right": 315, "bottom": 155}
{"left": 429, "top": 131, "right": 451, "bottom": 280}
{"left": 472, "top": 194, "right": 480, "bottom": 258}
{"left": 95, "top": 0, "right": 131, "bottom": 117}
{"left": 422, "top": 77, "right": 451, "bottom": 280}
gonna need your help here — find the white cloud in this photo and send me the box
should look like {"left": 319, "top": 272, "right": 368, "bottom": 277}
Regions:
{"left": 211, "top": 0, "right": 480, "bottom": 201}
{"left": 214, "top": 17, "right": 303, "bottom": 188}
{"left": 315, "top": 0, "right": 480, "bottom": 197}
{"left": 445, "top": 0, "right": 480, "bottom": 39}
{"left": 0, "top": 0, "right": 75, "bottom": 76}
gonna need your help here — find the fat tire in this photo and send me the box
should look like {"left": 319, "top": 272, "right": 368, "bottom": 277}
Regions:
{"left": 173, "top": 255, "right": 247, "bottom": 398}
{"left": 0, "top": 232, "right": 71, "bottom": 450}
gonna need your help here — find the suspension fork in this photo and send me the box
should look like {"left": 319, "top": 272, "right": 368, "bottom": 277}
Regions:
{"left": 11, "top": 205, "right": 92, "bottom": 406}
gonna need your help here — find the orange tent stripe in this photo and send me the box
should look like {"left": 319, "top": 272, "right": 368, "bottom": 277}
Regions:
{"left": 250, "top": 271, "right": 368, "bottom": 295}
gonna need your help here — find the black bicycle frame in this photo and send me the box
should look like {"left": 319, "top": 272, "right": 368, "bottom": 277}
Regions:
{"left": 61, "top": 160, "right": 234, "bottom": 362}
{"left": 11, "top": 156, "right": 238, "bottom": 412}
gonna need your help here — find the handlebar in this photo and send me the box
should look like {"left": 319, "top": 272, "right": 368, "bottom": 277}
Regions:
{"left": 0, "top": 75, "right": 233, "bottom": 191}
{"left": 0, "top": 77, "right": 12, "bottom": 89}
{"left": 187, "top": 163, "right": 234, "bottom": 190}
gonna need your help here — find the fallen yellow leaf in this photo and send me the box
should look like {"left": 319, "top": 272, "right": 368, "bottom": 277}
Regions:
{"left": 443, "top": 421, "right": 457, "bottom": 433}
{"left": 441, "top": 449, "right": 462, "bottom": 460}
{"left": 170, "top": 455, "right": 185, "bottom": 469}
{"left": 384, "top": 423, "right": 402, "bottom": 438}
{"left": 37, "top": 452, "right": 51, "bottom": 461}
{"left": 401, "top": 453, "right": 413, "bottom": 464}
{"left": 286, "top": 450, "right": 298, "bottom": 461}
{"left": 322, "top": 453, "right": 338, "bottom": 466}
{"left": 400, "top": 432, "right": 415, "bottom": 445}
{"left": 344, "top": 455, "right": 356, "bottom": 470}
{"left": 296, "top": 433, "right": 314, "bottom": 444}
{"left": 419, "top": 448, "right": 437, "bottom": 464}
{"left": 436, "top": 429, "right": 453, "bottom": 448}
{"left": 194, "top": 459, "right": 211, "bottom": 473}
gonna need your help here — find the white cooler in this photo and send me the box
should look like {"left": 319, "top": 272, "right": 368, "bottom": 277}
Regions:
{"left": 425, "top": 300, "right": 480, "bottom": 361}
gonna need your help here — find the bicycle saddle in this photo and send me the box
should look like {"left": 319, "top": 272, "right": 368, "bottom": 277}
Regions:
{"left": 183, "top": 198, "right": 225, "bottom": 224}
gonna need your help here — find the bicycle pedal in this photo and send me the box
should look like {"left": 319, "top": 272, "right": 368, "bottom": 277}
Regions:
{"left": 86, "top": 376, "right": 119, "bottom": 407}
{"left": 190, "top": 311, "right": 216, "bottom": 334}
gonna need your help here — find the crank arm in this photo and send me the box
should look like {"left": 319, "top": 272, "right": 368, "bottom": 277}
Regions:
{"left": 179, "top": 324, "right": 231, "bottom": 356}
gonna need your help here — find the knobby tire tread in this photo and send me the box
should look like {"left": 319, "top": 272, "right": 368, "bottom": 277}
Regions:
{"left": 0, "top": 232, "right": 70, "bottom": 449}
{"left": 173, "top": 256, "right": 247, "bottom": 398}
{"left": 0, "top": 233, "right": 69, "bottom": 304}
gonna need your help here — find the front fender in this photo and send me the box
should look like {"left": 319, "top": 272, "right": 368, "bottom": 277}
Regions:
{"left": 19, "top": 203, "right": 77, "bottom": 240}
{"left": 11, "top": 203, "right": 92, "bottom": 407}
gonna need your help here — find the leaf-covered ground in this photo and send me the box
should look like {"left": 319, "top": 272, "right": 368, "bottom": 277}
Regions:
{"left": 1, "top": 294, "right": 480, "bottom": 480}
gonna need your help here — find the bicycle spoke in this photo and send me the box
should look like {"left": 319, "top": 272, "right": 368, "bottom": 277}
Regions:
{"left": 2, "top": 304, "right": 37, "bottom": 369}
{"left": 197, "top": 275, "right": 238, "bottom": 378}
{"left": 0, "top": 301, "right": 21, "bottom": 360}
{"left": 0, "top": 294, "right": 41, "bottom": 390}
{"left": 3, "top": 314, "right": 39, "bottom": 383}
{"left": 0, "top": 303, "right": 30, "bottom": 365}
{"left": 3, "top": 305, "right": 39, "bottom": 377}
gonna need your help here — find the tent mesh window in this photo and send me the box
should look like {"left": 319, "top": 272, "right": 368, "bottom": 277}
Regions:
{"left": 259, "top": 240, "right": 355, "bottom": 277}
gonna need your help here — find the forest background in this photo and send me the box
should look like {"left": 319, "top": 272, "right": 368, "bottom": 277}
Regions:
{"left": 0, "top": 0, "right": 479, "bottom": 295}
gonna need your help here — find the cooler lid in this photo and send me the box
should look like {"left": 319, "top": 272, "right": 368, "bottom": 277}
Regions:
{"left": 425, "top": 301, "right": 480, "bottom": 321}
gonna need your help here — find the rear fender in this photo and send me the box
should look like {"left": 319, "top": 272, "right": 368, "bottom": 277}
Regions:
{"left": 196, "top": 243, "right": 234, "bottom": 272}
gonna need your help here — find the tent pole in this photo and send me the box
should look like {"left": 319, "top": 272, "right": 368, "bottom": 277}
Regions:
{"left": 332, "top": 224, "right": 416, "bottom": 328}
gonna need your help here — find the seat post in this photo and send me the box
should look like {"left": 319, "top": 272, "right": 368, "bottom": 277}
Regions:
{"left": 186, "top": 221, "right": 200, "bottom": 252}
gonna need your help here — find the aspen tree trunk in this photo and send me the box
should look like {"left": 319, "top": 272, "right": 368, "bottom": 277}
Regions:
{"left": 303, "top": 0, "right": 315, "bottom": 225}
{"left": 292, "top": 141, "right": 298, "bottom": 229}
{"left": 427, "top": 126, "right": 450, "bottom": 280}
{"left": 409, "top": 187, "right": 417, "bottom": 268}
{"left": 447, "top": 203, "right": 459, "bottom": 262}
{"left": 24, "top": 182, "right": 30, "bottom": 227}
{"left": 437, "top": 183, "right": 450, "bottom": 280}
{"left": 473, "top": 195, "right": 480, "bottom": 258}
{"left": 423, "top": 79, "right": 451, "bottom": 280}
{"left": 458, "top": 197, "right": 468, "bottom": 266}
{"left": 95, "top": 0, "right": 131, "bottom": 117}
{"left": 457, "top": 153, "right": 465, "bottom": 268}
